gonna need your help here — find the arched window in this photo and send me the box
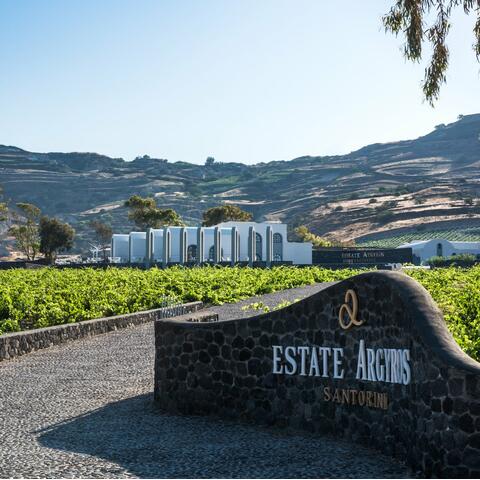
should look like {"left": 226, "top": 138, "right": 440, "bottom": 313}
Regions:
{"left": 437, "top": 243, "right": 443, "bottom": 257}
{"left": 255, "top": 232, "right": 262, "bottom": 261}
{"left": 273, "top": 233, "right": 283, "bottom": 261}
{"left": 208, "top": 245, "right": 223, "bottom": 262}
{"left": 187, "top": 245, "right": 197, "bottom": 262}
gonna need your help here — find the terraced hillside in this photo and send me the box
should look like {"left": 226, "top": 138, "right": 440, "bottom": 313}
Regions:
{"left": 357, "top": 226, "right": 480, "bottom": 248}
{"left": 1, "top": 113, "right": 480, "bottom": 256}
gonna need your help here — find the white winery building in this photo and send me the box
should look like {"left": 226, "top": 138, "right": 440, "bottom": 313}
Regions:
{"left": 111, "top": 221, "right": 312, "bottom": 266}
{"left": 397, "top": 238, "right": 480, "bottom": 263}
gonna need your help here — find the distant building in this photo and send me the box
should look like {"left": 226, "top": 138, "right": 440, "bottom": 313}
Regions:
{"left": 397, "top": 238, "right": 480, "bottom": 264}
{"left": 111, "top": 221, "right": 312, "bottom": 266}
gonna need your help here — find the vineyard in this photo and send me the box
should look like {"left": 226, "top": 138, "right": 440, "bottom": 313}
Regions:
{"left": 0, "top": 266, "right": 358, "bottom": 334}
{"left": 0, "top": 265, "right": 479, "bottom": 361}
{"left": 357, "top": 227, "right": 480, "bottom": 248}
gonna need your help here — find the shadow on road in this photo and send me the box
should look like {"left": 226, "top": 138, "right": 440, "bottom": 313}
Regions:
{"left": 37, "top": 393, "right": 410, "bottom": 479}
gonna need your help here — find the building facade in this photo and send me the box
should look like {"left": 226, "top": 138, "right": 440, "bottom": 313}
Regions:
{"left": 111, "top": 221, "right": 312, "bottom": 266}
{"left": 397, "top": 238, "right": 480, "bottom": 263}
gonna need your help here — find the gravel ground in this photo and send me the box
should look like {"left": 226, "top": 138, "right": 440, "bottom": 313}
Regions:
{"left": 0, "top": 284, "right": 412, "bottom": 479}
{"left": 206, "top": 282, "right": 336, "bottom": 321}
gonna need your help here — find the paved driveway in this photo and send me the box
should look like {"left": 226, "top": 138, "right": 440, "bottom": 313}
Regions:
{"left": 0, "top": 287, "right": 412, "bottom": 478}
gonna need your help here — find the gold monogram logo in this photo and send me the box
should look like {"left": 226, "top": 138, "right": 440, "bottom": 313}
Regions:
{"left": 338, "top": 289, "right": 364, "bottom": 330}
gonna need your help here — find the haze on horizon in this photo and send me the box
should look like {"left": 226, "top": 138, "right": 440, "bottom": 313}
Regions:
{"left": 0, "top": 0, "right": 479, "bottom": 165}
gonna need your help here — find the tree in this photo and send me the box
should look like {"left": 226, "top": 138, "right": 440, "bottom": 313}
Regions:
{"left": 202, "top": 205, "right": 253, "bottom": 226}
{"left": 205, "top": 156, "right": 215, "bottom": 166}
{"left": 383, "top": 0, "right": 480, "bottom": 105}
{"left": 39, "top": 217, "right": 75, "bottom": 264}
{"left": 89, "top": 220, "right": 113, "bottom": 261}
{"left": 0, "top": 186, "right": 8, "bottom": 224}
{"left": 124, "top": 195, "right": 184, "bottom": 230}
{"left": 294, "top": 225, "right": 333, "bottom": 248}
{"left": 294, "top": 226, "right": 356, "bottom": 248}
{"left": 8, "top": 203, "right": 41, "bottom": 260}
{"left": 0, "top": 203, "right": 6, "bottom": 223}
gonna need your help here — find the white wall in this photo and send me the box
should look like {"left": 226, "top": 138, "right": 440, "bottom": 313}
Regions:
{"left": 111, "top": 234, "right": 129, "bottom": 261}
{"left": 169, "top": 227, "right": 182, "bottom": 262}
{"left": 405, "top": 239, "right": 480, "bottom": 263}
{"left": 129, "top": 232, "right": 146, "bottom": 262}
{"left": 284, "top": 242, "right": 312, "bottom": 265}
{"left": 218, "top": 221, "right": 289, "bottom": 262}
{"left": 151, "top": 229, "right": 164, "bottom": 261}
{"left": 203, "top": 228, "right": 215, "bottom": 261}
{"left": 114, "top": 221, "right": 312, "bottom": 265}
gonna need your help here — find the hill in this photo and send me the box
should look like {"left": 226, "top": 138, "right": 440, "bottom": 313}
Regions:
{"left": 1, "top": 114, "right": 480, "bottom": 256}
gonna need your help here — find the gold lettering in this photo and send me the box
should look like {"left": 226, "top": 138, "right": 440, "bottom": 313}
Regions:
{"left": 338, "top": 290, "right": 364, "bottom": 330}
{"left": 332, "top": 389, "right": 341, "bottom": 403}
{"left": 321, "top": 387, "right": 389, "bottom": 411}
{"left": 323, "top": 387, "right": 331, "bottom": 402}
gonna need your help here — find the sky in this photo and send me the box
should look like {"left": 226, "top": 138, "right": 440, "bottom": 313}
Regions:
{"left": 0, "top": 0, "right": 479, "bottom": 165}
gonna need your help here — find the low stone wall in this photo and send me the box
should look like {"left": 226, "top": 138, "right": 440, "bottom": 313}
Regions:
{"left": 170, "top": 310, "right": 219, "bottom": 323}
{"left": 154, "top": 272, "right": 480, "bottom": 477}
{"left": 0, "top": 301, "right": 202, "bottom": 362}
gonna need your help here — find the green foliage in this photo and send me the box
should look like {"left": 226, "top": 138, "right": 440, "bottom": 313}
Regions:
{"left": 375, "top": 200, "right": 398, "bottom": 212}
{"left": 1, "top": 265, "right": 480, "bottom": 362}
{"left": 8, "top": 203, "right": 41, "bottom": 260}
{"left": 407, "top": 267, "right": 480, "bottom": 361}
{"left": 241, "top": 302, "right": 270, "bottom": 313}
{"left": 395, "top": 185, "right": 412, "bottom": 195}
{"left": 294, "top": 225, "right": 333, "bottom": 247}
{"left": 125, "top": 195, "right": 184, "bottom": 229}
{"left": 427, "top": 254, "right": 477, "bottom": 267}
{"left": 0, "top": 185, "right": 7, "bottom": 223}
{"left": 0, "top": 266, "right": 361, "bottom": 335}
{"left": 375, "top": 211, "right": 394, "bottom": 223}
{"left": 0, "top": 203, "right": 7, "bottom": 222}
{"left": 89, "top": 220, "right": 113, "bottom": 261}
{"left": 427, "top": 256, "right": 448, "bottom": 267}
{"left": 273, "top": 298, "right": 301, "bottom": 310}
{"left": 39, "top": 217, "right": 75, "bottom": 264}
{"left": 383, "top": 0, "right": 480, "bottom": 105}
{"left": 202, "top": 205, "right": 252, "bottom": 227}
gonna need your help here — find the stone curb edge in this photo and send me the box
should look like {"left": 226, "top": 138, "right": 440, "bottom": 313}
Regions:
{"left": 0, "top": 301, "right": 203, "bottom": 362}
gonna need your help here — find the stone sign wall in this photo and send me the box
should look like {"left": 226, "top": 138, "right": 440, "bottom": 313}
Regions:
{"left": 312, "top": 247, "right": 413, "bottom": 266}
{"left": 154, "top": 272, "right": 480, "bottom": 477}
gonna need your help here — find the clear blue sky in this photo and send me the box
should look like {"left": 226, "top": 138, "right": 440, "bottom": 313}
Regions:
{"left": 0, "top": 0, "right": 478, "bottom": 164}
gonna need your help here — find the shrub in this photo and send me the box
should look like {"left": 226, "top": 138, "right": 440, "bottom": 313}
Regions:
{"left": 375, "top": 211, "right": 394, "bottom": 222}
{"left": 2, "top": 265, "right": 480, "bottom": 362}
{"left": 427, "top": 254, "right": 477, "bottom": 268}
{"left": 407, "top": 266, "right": 480, "bottom": 361}
{"left": 0, "top": 266, "right": 363, "bottom": 335}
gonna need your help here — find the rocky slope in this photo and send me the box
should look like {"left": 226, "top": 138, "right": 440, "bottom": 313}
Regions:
{"left": 1, "top": 114, "right": 479, "bottom": 256}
